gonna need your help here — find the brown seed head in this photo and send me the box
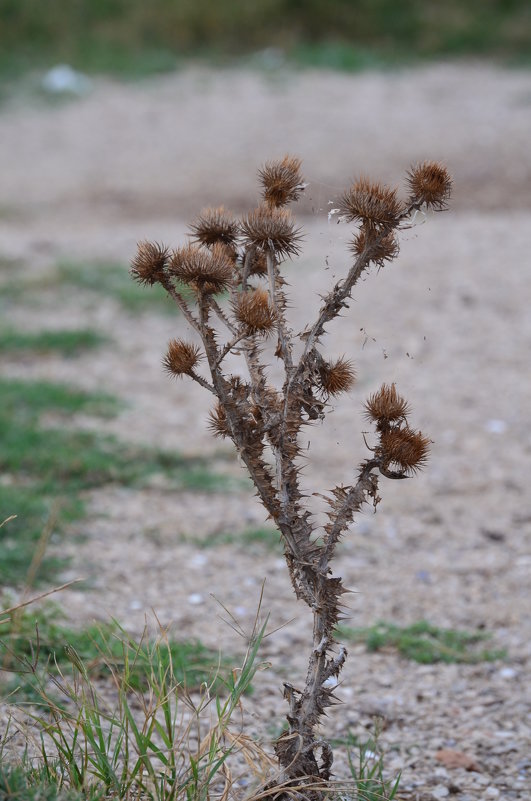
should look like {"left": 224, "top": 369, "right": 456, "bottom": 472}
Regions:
{"left": 340, "top": 179, "right": 403, "bottom": 227}
{"left": 169, "top": 242, "right": 233, "bottom": 293}
{"left": 163, "top": 339, "right": 202, "bottom": 377}
{"left": 233, "top": 288, "right": 276, "bottom": 335}
{"left": 350, "top": 225, "right": 399, "bottom": 267}
{"left": 248, "top": 249, "right": 268, "bottom": 276}
{"left": 380, "top": 427, "right": 430, "bottom": 474}
{"left": 189, "top": 206, "right": 240, "bottom": 248}
{"left": 208, "top": 401, "right": 231, "bottom": 438}
{"left": 364, "top": 383, "right": 410, "bottom": 426}
{"left": 130, "top": 241, "right": 169, "bottom": 286}
{"left": 406, "top": 161, "right": 452, "bottom": 210}
{"left": 240, "top": 206, "right": 302, "bottom": 259}
{"left": 258, "top": 155, "right": 305, "bottom": 207}
{"left": 319, "top": 357, "right": 356, "bottom": 396}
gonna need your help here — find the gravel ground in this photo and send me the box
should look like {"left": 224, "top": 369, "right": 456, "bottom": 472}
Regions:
{"left": 1, "top": 63, "right": 530, "bottom": 800}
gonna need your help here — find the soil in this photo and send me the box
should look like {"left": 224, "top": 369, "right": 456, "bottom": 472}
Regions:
{"left": 1, "top": 63, "right": 530, "bottom": 800}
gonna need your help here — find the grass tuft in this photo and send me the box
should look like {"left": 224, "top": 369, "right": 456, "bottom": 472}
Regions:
{"left": 0, "top": 261, "right": 184, "bottom": 314}
{"left": 1, "top": 611, "right": 269, "bottom": 801}
{"left": 337, "top": 619, "right": 506, "bottom": 664}
{"left": 200, "top": 526, "right": 281, "bottom": 551}
{"left": 0, "top": 378, "right": 228, "bottom": 586}
{"left": 0, "top": 328, "right": 108, "bottom": 357}
{"left": 1, "top": 607, "right": 232, "bottom": 699}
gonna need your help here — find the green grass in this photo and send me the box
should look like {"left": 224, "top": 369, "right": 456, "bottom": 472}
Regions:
{"left": 0, "top": 261, "right": 180, "bottom": 315}
{"left": 0, "top": 763, "right": 103, "bottom": 801}
{"left": 0, "top": 377, "right": 227, "bottom": 586}
{"left": 0, "top": 613, "right": 266, "bottom": 801}
{"left": 0, "top": 607, "right": 231, "bottom": 699}
{"left": 199, "top": 526, "right": 281, "bottom": 551}
{"left": 337, "top": 620, "right": 506, "bottom": 664}
{"left": 1, "top": 0, "right": 530, "bottom": 80}
{"left": 0, "top": 328, "right": 108, "bottom": 357}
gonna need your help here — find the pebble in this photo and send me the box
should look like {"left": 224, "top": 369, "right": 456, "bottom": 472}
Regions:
{"left": 485, "top": 789, "right": 500, "bottom": 798}
{"left": 431, "top": 786, "right": 450, "bottom": 799}
{"left": 187, "top": 593, "right": 204, "bottom": 605}
{"left": 499, "top": 667, "right": 517, "bottom": 679}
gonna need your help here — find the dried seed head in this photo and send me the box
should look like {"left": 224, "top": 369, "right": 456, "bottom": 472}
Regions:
{"left": 248, "top": 249, "right": 268, "bottom": 276}
{"left": 233, "top": 288, "right": 276, "bottom": 335}
{"left": 240, "top": 206, "right": 302, "bottom": 259}
{"left": 258, "top": 155, "right": 305, "bottom": 207}
{"left": 350, "top": 226, "right": 399, "bottom": 266}
{"left": 406, "top": 161, "right": 452, "bottom": 210}
{"left": 163, "top": 339, "right": 202, "bottom": 377}
{"left": 319, "top": 357, "right": 356, "bottom": 396}
{"left": 169, "top": 242, "right": 233, "bottom": 293}
{"left": 364, "top": 383, "right": 410, "bottom": 426}
{"left": 380, "top": 427, "right": 430, "bottom": 474}
{"left": 208, "top": 401, "right": 231, "bottom": 438}
{"left": 340, "top": 179, "right": 403, "bottom": 227}
{"left": 131, "top": 241, "right": 169, "bottom": 286}
{"left": 189, "top": 206, "right": 240, "bottom": 248}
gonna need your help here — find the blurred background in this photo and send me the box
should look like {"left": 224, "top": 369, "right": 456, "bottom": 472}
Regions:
{"left": 1, "top": 4, "right": 530, "bottom": 795}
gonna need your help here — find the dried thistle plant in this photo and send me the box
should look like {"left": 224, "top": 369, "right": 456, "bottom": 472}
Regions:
{"left": 131, "top": 156, "right": 451, "bottom": 792}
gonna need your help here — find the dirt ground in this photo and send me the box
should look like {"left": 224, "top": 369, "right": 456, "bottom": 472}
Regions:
{"left": 1, "top": 63, "right": 530, "bottom": 800}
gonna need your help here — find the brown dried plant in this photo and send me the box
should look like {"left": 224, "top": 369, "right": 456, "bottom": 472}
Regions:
{"left": 131, "top": 156, "right": 451, "bottom": 794}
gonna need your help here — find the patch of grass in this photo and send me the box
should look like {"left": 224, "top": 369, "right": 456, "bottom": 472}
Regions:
{"left": 1, "top": 607, "right": 231, "bottom": 698}
{"left": 337, "top": 620, "right": 506, "bottom": 664}
{"left": 0, "top": 261, "right": 182, "bottom": 315}
{"left": 0, "top": 328, "right": 108, "bottom": 357}
{"left": 0, "top": 763, "right": 103, "bottom": 801}
{"left": 202, "top": 526, "right": 281, "bottom": 551}
{"left": 1, "top": 613, "right": 267, "bottom": 801}
{"left": 0, "top": 378, "right": 227, "bottom": 586}
{"left": 56, "top": 261, "right": 181, "bottom": 313}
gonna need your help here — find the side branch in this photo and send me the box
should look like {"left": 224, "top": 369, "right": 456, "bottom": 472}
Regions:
{"left": 320, "top": 459, "right": 380, "bottom": 568}
{"left": 161, "top": 277, "right": 201, "bottom": 333}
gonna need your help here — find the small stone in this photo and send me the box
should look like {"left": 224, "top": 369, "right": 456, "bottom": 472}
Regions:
{"left": 498, "top": 667, "right": 517, "bottom": 679}
{"left": 485, "top": 789, "right": 500, "bottom": 798}
{"left": 187, "top": 593, "right": 204, "bottom": 605}
{"left": 190, "top": 553, "right": 208, "bottom": 567}
{"left": 485, "top": 419, "right": 507, "bottom": 434}
{"left": 432, "top": 785, "right": 450, "bottom": 799}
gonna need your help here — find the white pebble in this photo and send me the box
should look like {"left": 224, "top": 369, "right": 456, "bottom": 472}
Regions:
{"left": 129, "top": 599, "right": 142, "bottom": 610}
{"left": 187, "top": 593, "right": 204, "bottom": 605}
{"left": 498, "top": 667, "right": 517, "bottom": 679}
{"left": 432, "top": 786, "right": 449, "bottom": 799}
{"left": 485, "top": 419, "right": 507, "bottom": 434}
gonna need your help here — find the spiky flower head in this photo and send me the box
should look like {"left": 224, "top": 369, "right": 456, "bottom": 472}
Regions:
{"left": 319, "top": 357, "right": 356, "bottom": 396}
{"left": 364, "top": 383, "right": 410, "bottom": 426}
{"left": 189, "top": 206, "right": 240, "bottom": 248}
{"left": 350, "top": 226, "right": 399, "bottom": 267}
{"left": 406, "top": 161, "right": 452, "bottom": 210}
{"left": 208, "top": 401, "right": 231, "bottom": 438}
{"left": 163, "top": 339, "right": 202, "bottom": 377}
{"left": 240, "top": 206, "right": 302, "bottom": 260}
{"left": 259, "top": 155, "right": 305, "bottom": 208}
{"left": 131, "top": 241, "right": 169, "bottom": 286}
{"left": 169, "top": 242, "right": 234, "bottom": 293}
{"left": 233, "top": 288, "right": 276, "bottom": 335}
{"left": 379, "top": 427, "right": 430, "bottom": 475}
{"left": 247, "top": 249, "right": 268, "bottom": 276}
{"left": 340, "top": 179, "right": 403, "bottom": 228}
